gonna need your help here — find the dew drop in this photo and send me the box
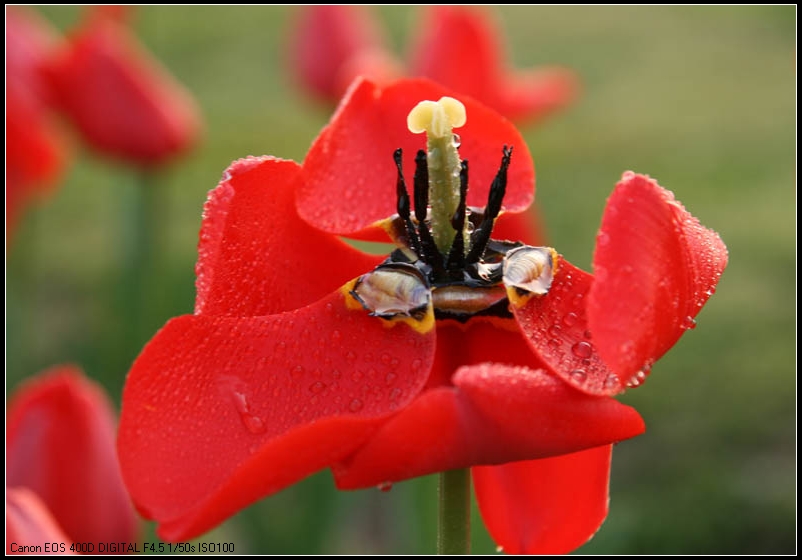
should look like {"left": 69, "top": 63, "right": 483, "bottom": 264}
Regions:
{"left": 597, "top": 232, "right": 610, "bottom": 247}
{"left": 389, "top": 387, "right": 402, "bottom": 401}
{"left": 569, "top": 369, "right": 587, "bottom": 383}
{"left": 571, "top": 341, "right": 593, "bottom": 359}
{"left": 349, "top": 398, "right": 364, "bottom": 412}
{"left": 496, "top": 545, "right": 504, "bottom": 553}
{"left": 385, "top": 372, "right": 398, "bottom": 385}
{"left": 680, "top": 316, "right": 697, "bottom": 330}
{"left": 547, "top": 325, "right": 562, "bottom": 338}
{"left": 562, "top": 312, "right": 578, "bottom": 327}
{"left": 572, "top": 293, "right": 584, "bottom": 307}
{"left": 547, "top": 338, "right": 561, "bottom": 348}
{"left": 377, "top": 481, "right": 393, "bottom": 492}
{"left": 604, "top": 373, "right": 620, "bottom": 390}
{"left": 331, "top": 330, "right": 342, "bottom": 342}
{"left": 583, "top": 330, "right": 592, "bottom": 339}
{"left": 290, "top": 365, "right": 305, "bottom": 377}
{"left": 626, "top": 369, "right": 648, "bottom": 388}
{"left": 232, "top": 391, "right": 266, "bottom": 435}
{"left": 309, "top": 381, "right": 326, "bottom": 394}
{"left": 411, "top": 359, "right": 423, "bottom": 370}
{"left": 345, "top": 350, "right": 357, "bottom": 363}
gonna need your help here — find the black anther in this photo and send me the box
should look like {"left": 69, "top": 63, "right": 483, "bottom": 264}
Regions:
{"left": 467, "top": 146, "right": 513, "bottom": 264}
{"left": 394, "top": 149, "right": 421, "bottom": 256}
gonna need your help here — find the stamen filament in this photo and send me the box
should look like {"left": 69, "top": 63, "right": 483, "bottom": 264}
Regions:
{"left": 393, "top": 149, "right": 422, "bottom": 257}
{"left": 467, "top": 146, "right": 513, "bottom": 264}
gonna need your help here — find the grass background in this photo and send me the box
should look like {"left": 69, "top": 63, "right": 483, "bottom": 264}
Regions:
{"left": 8, "top": 5, "right": 796, "bottom": 554}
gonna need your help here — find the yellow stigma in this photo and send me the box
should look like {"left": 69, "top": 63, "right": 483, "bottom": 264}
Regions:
{"left": 407, "top": 97, "right": 467, "bottom": 139}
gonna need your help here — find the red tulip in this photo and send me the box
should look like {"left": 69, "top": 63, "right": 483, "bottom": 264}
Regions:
{"left": 6, "top": 488, "right": 74, "bottom": 555}
{"left": 118, "top": 78, "right": 726, "bottom": 552}
{"left": 7, "top": 366, "right": 139, "bottom": 548}
{"left": 41, "top": 8, "right": 201, "bottom": 167}
{"left": 290, "top": 6, "right": 577, "bottom": 124}
{"left": 5, "top": 6, "right": 68, "bottom": 240}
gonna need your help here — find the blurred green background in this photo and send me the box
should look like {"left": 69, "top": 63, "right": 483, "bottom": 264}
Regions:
{"left": 7, "top": 5, "right": 795, "bottom": 554}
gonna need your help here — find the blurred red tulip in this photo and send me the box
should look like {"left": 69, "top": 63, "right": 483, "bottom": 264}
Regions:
{"left": 5, "top": 6, "right": 68, "bottom": 240}
{"left": 6, "top": 488, "right": 74, "bottom": 555}
{"left": 42, "top": 8, "right": 202, "bottom": 167}
{"left": 6, "top": 366, "right": 139, "bottom": 548}
{"left": 290, "top": 5, "right": 402, "bottom": 100}
{"left": 290, "top": 6, "right": 577, "bottom": 124}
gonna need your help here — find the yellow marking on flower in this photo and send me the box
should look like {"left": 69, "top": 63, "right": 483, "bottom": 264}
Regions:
{"left": 503, "top": 247, "right": 559, "bottom": 309}
{"left": 341, "top": 277, "right": 435, "bottom": 335}
{"left": 407, "top": 97, "right": 467, "bottom": 139}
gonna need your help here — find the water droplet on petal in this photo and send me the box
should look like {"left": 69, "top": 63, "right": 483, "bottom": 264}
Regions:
{"left": 377, "top": 481, "right": 393, "bottom": 492}
{"left": 604, "top": 373, "right": 620, "bottom": 390}
{"left": 411, "top": 359, "right": 423, "bottom": 370}
{"left": 571, "top": 341, "right": 593, "bottom": 359}
{"left": 232, "top": 391, "right": 266, "bottom": 434}
{"left": 569, "top": 369, "right": 587, "bottom": 383}
{"left": 389, "top": 387, "right": 402, "bottom": 401}
{"left": 309, "top": 381, "right": 326, "bottom": 394}
{"left": 349, "top": 398, "right": 364, "bottom": 412}
{"left": 496, "top": 545, "right": 504, "bottom": 553}
{"left": 562, "top": 312, "right": 578, "bottom": 327}
{"left": 597, "top": 231, "right": 610, "bottom": 247}
{"left": 681, "top": 315, "right": 697, "bottom": 330}
{"left": 385, "top": 372, "right": 397, "bottom": 385}
{"left": 547, "top": 325, "right": 562, "bottom": 338}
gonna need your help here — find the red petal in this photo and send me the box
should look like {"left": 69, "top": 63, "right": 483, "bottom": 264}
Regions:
{"left": 587, "top": 172, "right": 728, "bottom": 383}
{"left": 6, "top": 488, "right": 74, "bottom": 555}
{"left": 298, "top": 78, "right": 535, "bottom": 236}
{"left": 473, "top": 446, "right": 613, "bottom": 554}
{"left": 512, "top": 258, "right": 623, "bottom": 396}
{"left": 118, "top": 288, "right": 436, "bottom": 540}
{"left": 289, "top": 6, "right": 400, "bottom": 100}
{"left": 6, "top": 366, "right": 138, "bottom": 545}
{"left": 42, "top": 14, "right": 201, "bottom": 166}
{"left": 492, "top": 208, "right": 547, "bottom": 246}
{"left": 409, "top": 6, "right": 577, "bottom": 123}
{"left": 333, "top": 364, "right": 643, "bottom": 488}
{"left": 194, "top": 156, "right": 381, "bottom": 317}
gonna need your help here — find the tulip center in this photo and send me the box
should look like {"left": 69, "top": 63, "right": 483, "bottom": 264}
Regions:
{"left": 348, "top": 97, "right": 558, "bottom": 325}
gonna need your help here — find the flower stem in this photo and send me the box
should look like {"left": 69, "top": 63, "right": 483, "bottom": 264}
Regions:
{"left": 119, "top": 170, "right": 163, "bottom": 365}
{"left": 438, "top": 468, "right": 471, "bottom": 555}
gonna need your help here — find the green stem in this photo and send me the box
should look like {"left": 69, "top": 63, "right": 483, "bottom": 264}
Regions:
{"left": 438, "top": 468, "right": 471, "bottom": 555}
{"left": 427, "top": 133, "right": 462, "bottom": 256}
{"left": 119, "top": 170, "right": 164, "bottom": 368}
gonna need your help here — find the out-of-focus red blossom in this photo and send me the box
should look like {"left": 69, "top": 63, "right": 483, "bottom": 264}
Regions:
{"left": 117, "top": 78, "right": 727, "bottom": 553}
{"left": 6, "top": 489, "right": 75, "bottom": 555}
{"left": 5, "top": 6, "right": 68, "bottom": 240}
{"left": 41, "top": 7, "right": 201, "bottom": 167}
{"left": 6, "top": 366, "right": 139, "bottom": 550}
{"left": 290, "top": 6, "right": 577, "bottom": 124}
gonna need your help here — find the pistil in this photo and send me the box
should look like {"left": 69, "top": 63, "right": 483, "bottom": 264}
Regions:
{"left": 407, "top": 97, "right": 466, "bottom": 257}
